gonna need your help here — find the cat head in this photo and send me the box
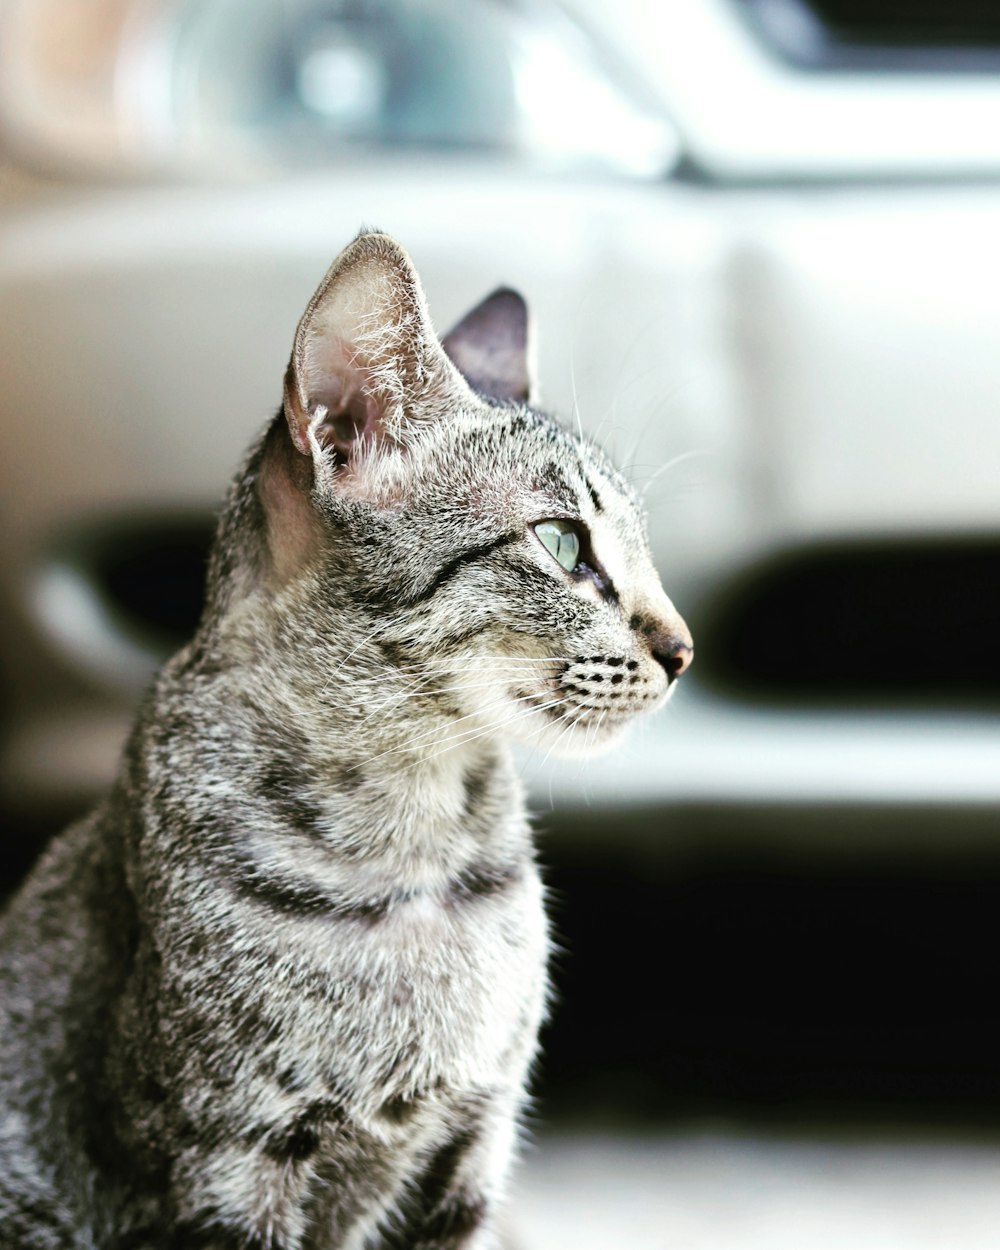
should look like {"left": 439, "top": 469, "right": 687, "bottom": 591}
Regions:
{"left": 260, "top": 230, "right": 691, "bottom": 757}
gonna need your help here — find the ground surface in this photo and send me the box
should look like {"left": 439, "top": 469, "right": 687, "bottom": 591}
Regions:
{"left": 511, "top": 1129, "right": 1000, "bottom": 1249}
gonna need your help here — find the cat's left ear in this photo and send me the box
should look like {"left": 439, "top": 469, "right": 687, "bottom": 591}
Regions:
{"left": 442, "top": 288, "right": 538, "bottom": 405}
{"left": 282, "top": 231, "right": 467, "bottom": 468}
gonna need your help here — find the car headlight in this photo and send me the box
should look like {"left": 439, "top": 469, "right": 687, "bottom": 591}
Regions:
{"left": 0, "top": 0, "right": 679, "bottom": 179}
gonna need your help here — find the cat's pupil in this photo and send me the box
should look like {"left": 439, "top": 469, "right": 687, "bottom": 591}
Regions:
{"left": 534, "top": 519, "right": 580, "bottom": 572}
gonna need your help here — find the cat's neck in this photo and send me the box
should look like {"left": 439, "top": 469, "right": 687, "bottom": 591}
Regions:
{"left": 163, "top": 631, "right": 524, "bottom": 876}
{"left": 173, "top": 416, "right": 529, "bottom": 876}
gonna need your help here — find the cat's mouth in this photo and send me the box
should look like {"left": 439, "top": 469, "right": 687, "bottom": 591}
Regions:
{"left": 506, "top": 677, "right": 662, "bottom": 756}
{"left": 448, "top": 647, "right": 677, "bottom": 756}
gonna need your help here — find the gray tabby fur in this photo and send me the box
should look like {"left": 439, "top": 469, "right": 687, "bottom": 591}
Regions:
{"left": 0, "top": 232, "right": 692, "bottom": 1249}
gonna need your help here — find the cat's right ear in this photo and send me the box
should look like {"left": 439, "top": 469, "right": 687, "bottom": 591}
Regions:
{"left": 282, "top": 231, "right": 459, "bottom": 476}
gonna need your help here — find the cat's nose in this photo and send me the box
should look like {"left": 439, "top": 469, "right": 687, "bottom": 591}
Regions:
{"left": 649, "top": 628, "right": 693, "bottom": 682}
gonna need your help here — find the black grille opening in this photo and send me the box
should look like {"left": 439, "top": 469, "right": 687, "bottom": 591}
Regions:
{"left": 736, "top": 0, "right": 1000, "bottom": 72}
{"left": 98, "top": 516, "right": 214, "bottom": 646}
{"left": 695, "top": 537, "right": 1000, "bottom": 710}
{"left": 537, "top": 804, "right": 1000, "bottom": 1127}
{"left": 801, "top": 0, "right": 1000, "bottom": 46}
{"left": 66, "top": 512, "right": 215, "bottom": 656}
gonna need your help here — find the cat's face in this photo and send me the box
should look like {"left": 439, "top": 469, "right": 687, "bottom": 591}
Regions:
{"left": 272, "top": 232, "right": 691, "bottom": 757}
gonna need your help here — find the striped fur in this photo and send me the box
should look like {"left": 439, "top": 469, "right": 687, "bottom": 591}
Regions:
{"left": 0, "top": 233, "right": 691, "bottom": 1248}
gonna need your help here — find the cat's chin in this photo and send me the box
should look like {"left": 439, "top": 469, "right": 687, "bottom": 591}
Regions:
{"left": 512, "top": 712, "right": 632, "bottom": 759}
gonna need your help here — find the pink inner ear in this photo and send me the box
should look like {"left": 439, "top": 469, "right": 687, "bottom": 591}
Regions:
{"left": 442, "top": 287, "right": 531, "bottom": 403}
{"left": 259, "top": 423, "right": 319, "bottom": 581}
{"left": 311, "top": 388, "right": 381, "bottom": 463}
{"left": 305, "top": 338, "right": 384, "bottom": 462}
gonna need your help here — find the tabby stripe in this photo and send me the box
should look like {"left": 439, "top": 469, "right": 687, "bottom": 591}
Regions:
{"left": 448, "top": 860, "right": 523, "bottom": 905}
{"left": 234, "top": 854, "right": 521, "bottom": 923}
{"left": 232, "top": 865, "right": 389, "bottom": 924}
{"left": 583, "top": 474, "right": 604, "bottom": 512}
{"left": 534, "top": 460, "right": 574, "bottom": 505}
{"left": 381, "top": 1120, "right": 487, "bottom": 1250}
{"left": 166, "top": 1220, "right": 280, "bottom": 1250}
{"left": 402, "top": 530, "right": 521, "bottom": 608}
{"left": 434, "top": 621, "right": 495, "bottom": 649}
{"left": 260, "top": 1098, "right": 348, "bottom": 1162}
{"left": 418, "top": 1193, "right": 488, "bottom": 1246}
{"left": 462, "top": 760, "right": 492, "bottom": 819}
{"left": 417, "top": 1122, "right": 486, "bottom": 1246}
{"left": 5, "top": 1199, "right": 69, "bottom": 1236}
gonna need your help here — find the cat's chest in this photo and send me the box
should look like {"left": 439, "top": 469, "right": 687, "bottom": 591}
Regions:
{"left": 246, "top": 862, "right": 548, "bottom": 1107}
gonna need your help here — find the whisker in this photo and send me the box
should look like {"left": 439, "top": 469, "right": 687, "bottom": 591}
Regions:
{"left": 399, "top": 695, "right": 569, "bottom": 774}
{"left": 343, "top": 663, "right": 562, "bottom": 708}
{"left": 350, "top": 689, "right": 554, "bottom": 772}
{"left": 639, "top": 448, "right": 710, "bottom": 499}
{"left": 358, "top": 674, "right": 522, "bottom": 702}
{"left": 336, "top": 661, "right": 565, "bottom": 709}
{"left": 347, "top": 679, "right": 511, "bottom": 732}
{"left": 340, "top": 656, "right": 568, "bottom": 686}
{"left": 585, "top": 706, "right": 608, "bottom": 757}
{"left": 350, "top": 676, "right": 541, "bottom": 732}
{"left": 541, "top": 700, "right": 592, "bottom": 807}
{"left": 406, "top": 692, "right": 563, "bottom": 759}
{"left": 320, "top": 617, "right": 394, "bottom": 696}
{"left": 537, "top": 699, "right": 588, "bottom": 773}
{"left": 570, "top": 342, "right": 584, "bottom": 443}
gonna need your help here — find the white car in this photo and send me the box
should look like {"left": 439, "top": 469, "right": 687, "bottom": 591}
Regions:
{"left": 1, "top": 0, "right": 996, "bottom": 820}
{"left": 1, "top": 0, "right": 998, "bottom": 1167}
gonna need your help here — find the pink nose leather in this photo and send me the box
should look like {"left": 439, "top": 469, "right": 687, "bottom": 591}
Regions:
{"left": 649, "top": 631, "right": 694, "bottom": 681}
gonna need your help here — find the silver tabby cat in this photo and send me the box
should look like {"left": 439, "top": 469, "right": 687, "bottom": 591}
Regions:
{"left": 0, "top": 232, "right": 692, "bottom": 1249}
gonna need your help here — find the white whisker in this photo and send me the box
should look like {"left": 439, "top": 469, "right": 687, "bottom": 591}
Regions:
{"left": 350, "top": 689, "right": 555, "bottom": 773}
{"left": 528, "top": 697, "right": 590, "bottom": 807}
{"left": 639, "top": 448, "right": 710, "bottom": 499}
{"left": 340, "top": 656, "right": 569, "bottom": 687}
{"left": 350, "top": 674, "right": 548, "bottom": 731}
{"left": 320, "top": 618, "right": 394, "bottom": 696}
{"left": 347, "top": 677, "right": 519, "bottom": 732}
{"left": 570, "top": 344, "right": 584, "bottom": 443}
{"left": 394, "top": 696, "right": 569, "bottom": 775}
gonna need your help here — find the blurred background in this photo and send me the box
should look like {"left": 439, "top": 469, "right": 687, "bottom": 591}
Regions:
{"left": 2, "top": 0, "right": 1000, "bottom": 1245}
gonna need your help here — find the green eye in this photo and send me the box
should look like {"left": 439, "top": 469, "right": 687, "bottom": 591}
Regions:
{"left": 535, "top": 520, "right": 581, "bottom": 573}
